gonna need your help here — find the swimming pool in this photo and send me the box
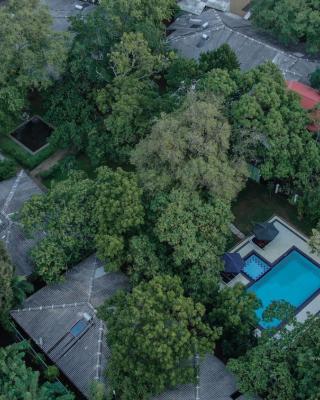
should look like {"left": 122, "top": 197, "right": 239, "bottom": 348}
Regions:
{"left": 243, "top": 254, "right": 270, "bottom": 280}
{"left": 248, "top": 250, "right": 320, "bottom": 328}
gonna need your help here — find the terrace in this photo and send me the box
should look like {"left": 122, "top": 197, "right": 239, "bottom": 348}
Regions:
{"left": 225, "top": 216, "right": 320, "bottom": 329}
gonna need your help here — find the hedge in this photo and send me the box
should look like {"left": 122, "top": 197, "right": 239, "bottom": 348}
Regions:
{"left": 0, "top": 136, "right": 55, "bottom": 170}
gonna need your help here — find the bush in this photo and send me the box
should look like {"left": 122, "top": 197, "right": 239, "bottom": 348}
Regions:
{"left": 0, "top": 159, "right": 17, "bottom": 181}
{"left": 0, "top": 136, "right": 55, "bottom": 169}
{"left": 44, "top": 365, "right": 60, "bottom": 382}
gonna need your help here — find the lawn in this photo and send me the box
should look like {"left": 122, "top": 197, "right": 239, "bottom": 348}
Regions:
{"left": 232, "top": 181, "right": 314, "bottom": 236}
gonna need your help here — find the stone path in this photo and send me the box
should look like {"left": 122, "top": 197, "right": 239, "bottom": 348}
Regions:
{"left": 30, "top": 148, "right": 69, "bottom": 177}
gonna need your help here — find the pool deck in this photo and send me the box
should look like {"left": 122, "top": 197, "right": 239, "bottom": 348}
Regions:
{"left": 227, "top": 215, "right": 320, "bottom": 324}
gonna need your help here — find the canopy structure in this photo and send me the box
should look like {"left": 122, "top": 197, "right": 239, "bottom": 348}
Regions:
{"left": 253, "top": 222, "right": 279, "bottom": 242}
{"left": 223, "top": 252, "right": 244, "bottom": 274}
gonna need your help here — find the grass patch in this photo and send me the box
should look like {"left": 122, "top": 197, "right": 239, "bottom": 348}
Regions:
{"left": 0, "top": 135, "right": 55, "bottom": 170}
{"left": 232, "top": 181, "right": 314, "bottom": 236}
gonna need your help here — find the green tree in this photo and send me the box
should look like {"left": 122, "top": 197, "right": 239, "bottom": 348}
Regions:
{"left": 0, "top": 342, "right": 74, "bottom": 400}
{"left": 45, "top": 80, "right": 95, "bottom": 151}
{"left": 132, "top": 92, "right": 247, "bottom": 202}
{"left": 165, "top": 55, "right": 201, "bottom": 90}
{"left": 0, "top": 0, "right": 67, "bottom": 130}
{"left": 199, "top": 44, "right": 240, "bottom": 73}
{"left": 100, "top": 0, "right": 176, "bottom": 44}
{"left": 310, "top": 222, "right": 320, "bottom": 255}
{"left": 228, "top": 315, "right": 320, "bottom": 400}
{"left": 251, "top": 0, "right": 320, "bottom": 54}
{"left": 127, "top": 235, "right": 164, "bottom": 285}
{"left": 209, "top": 284, "right": 260, "bottom": 358}
{"left": 0, "top": 242, "right": 32, "bottom": 328}
{"left": 89, "top": 32, "right": 164, "bottom": 164}
{"left": 89, "top": 381, "right": 106, "bottom": 400}
{"left": 196, "top": 68, "right": 238, "bottom": 98}
{"left": 310, "top": 68, "right": 320, "bottom": 90}
{"left": 228, "top": 62, "right": 320, "bottom": 191}
{"left": 98, "top": 275, "right": 220, "bottom": 400}
{"left": 94, "top": 167, "right": 144, "bottom": 271}
{"left": 20, "top": 172, "right": 97, "bottom": 282}
{"left": 154, "top": 190, "right": 232, "bottom": 300}
{"left": 0, "top": 159, "right": 17, "bottom": 181}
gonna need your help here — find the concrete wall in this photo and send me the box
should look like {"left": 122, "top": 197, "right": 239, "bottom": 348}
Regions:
{"left": 230, "top": 0, "right": 250, "bottom": 16}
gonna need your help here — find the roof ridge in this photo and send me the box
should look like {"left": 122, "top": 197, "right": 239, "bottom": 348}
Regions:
{"left": 11, "top": 301, "right": 90, "bottom": 313}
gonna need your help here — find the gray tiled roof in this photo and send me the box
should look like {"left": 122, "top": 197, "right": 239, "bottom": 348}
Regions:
{"left": 11, "top": 255, "right": 129, "bottom": 398}
{"left": 153, "top": 354, "right": 238, "bottom": 400}
{"left": 0, "top": 170, "right": 42, "bottom": 276}
{"left": 168, "top": 9, "right": 320, "bottom": 83}
{"left": 41, "top": 0, "right": 96, "bottom": 32}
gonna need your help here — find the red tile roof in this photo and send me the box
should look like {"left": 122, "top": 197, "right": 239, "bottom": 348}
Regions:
{"left": 286, "top": 80, "right": 320, "bottom": 132}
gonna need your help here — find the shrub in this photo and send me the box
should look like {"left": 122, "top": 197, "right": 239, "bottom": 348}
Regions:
{"left": 0, "top": 159, "right": 17, "bottom": 181}
{"left": 0, "top": 136, "right": 55, "bottom": 169}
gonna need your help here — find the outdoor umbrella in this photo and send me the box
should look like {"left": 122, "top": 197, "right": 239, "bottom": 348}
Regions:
{"left": 222, "top": 253, "right": 244, "bottom": 274}
{"left": 253, "top": 222, "right": 279, "bottom": 242}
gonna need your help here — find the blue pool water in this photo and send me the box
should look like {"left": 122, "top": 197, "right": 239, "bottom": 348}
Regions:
{"left": 248, "top": 250, "right": 320, "bottom": 328}
{"left": 244, "top": 254, "right": 270, "bottom": 280}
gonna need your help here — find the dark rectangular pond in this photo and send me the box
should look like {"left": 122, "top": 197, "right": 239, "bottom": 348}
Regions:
{"left": 11, "top": 116, "right": 53, "bottom": 153}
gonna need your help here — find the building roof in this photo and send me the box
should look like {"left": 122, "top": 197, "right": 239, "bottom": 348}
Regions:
{"left": 286, "top": 81, "right": 320, "bottom": 109}
{"left": 286, "top": 81, "right": 320, "bottom": 132}
{"left": 11, "top": 255, "right": 130, "bottom": 398}
{"left": 11, "top": 251, "right": 249, "bottom": 400}
{"left": 0, "top": 170, "right": 42, "bottom": 276}
{"left": 168, "top": 9, "right": 320, "bottom": 84}
{"left": 42, "top": 0, "right": 96, "bottom": 32}
{"left": 153, "top": 353, "right": 240, "bottom": 400}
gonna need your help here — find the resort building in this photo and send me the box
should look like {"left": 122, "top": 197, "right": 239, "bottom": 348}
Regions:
{"left": 225, "top": 216, "right": 320, "bottom": 330}
{"left": 10, "top": 254, "right": 246, "bottom": 399}
{"left": 11, "top": 255, "right": 130, "bottom": 397}
{"left": 168, "top": 9, "right": 320, "bottom": 84}
{"left": 0, "top": 169, "right": 42, "bottom": 276}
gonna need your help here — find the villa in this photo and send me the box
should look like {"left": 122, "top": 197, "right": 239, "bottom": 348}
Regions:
{"left": 224, "top": 216, "right": 320, "bottom": 329}
{"left": 11, "top": 255, "right": 245, "bottom": 400}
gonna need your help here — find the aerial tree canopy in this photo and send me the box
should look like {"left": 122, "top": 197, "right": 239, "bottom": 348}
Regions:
{"left": 0, "top": 0, "right": 67, "bottom": 130}
{"left": 251, "top": 0, "right": 320, "bottom": 54}
{"left": 0, "top": 342, "right": 74, "bottom": 400}
{"left": 154, "top": 189, "right": 232, "bottom": 301}
{"left": 199, "top": 44, "right": 240, "bottom": 73}
{"left": 228, "top": 315, "right": 320, "bottom": 400}
{"left": 98, "top": 274, "right": 220, "bottom": 400}
{"left": 20, "top": 171, "right": 97, "bottom": 282}
{"left": 0, "top": 242, "right": 32, "bottom": 328}
{"left": 209, "top": 284, "right": 260, "bottom": 358}
{"left": 94, "top": 166, "right": 144, "bottom": 271}
{"left": 132, "top": 91, "right": 247, "bottom": 202}
{"left": 225, "top": 63, "right": 320, "bottom": 191}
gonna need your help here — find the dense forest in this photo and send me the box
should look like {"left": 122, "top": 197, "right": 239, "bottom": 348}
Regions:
{"left": 0, "top": 0, "right": 320, "bottom": 399}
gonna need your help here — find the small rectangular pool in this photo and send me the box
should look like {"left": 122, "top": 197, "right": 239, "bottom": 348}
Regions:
{"left": 248, "top": 250, "right": 320, "bottom": 328}
{"left": 243, "top": 254, "right": 270, "bottom": 280}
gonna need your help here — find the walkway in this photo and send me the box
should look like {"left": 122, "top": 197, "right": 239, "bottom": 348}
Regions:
{"left": 30, "top": 148, "right": 68, "bottom": 177}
